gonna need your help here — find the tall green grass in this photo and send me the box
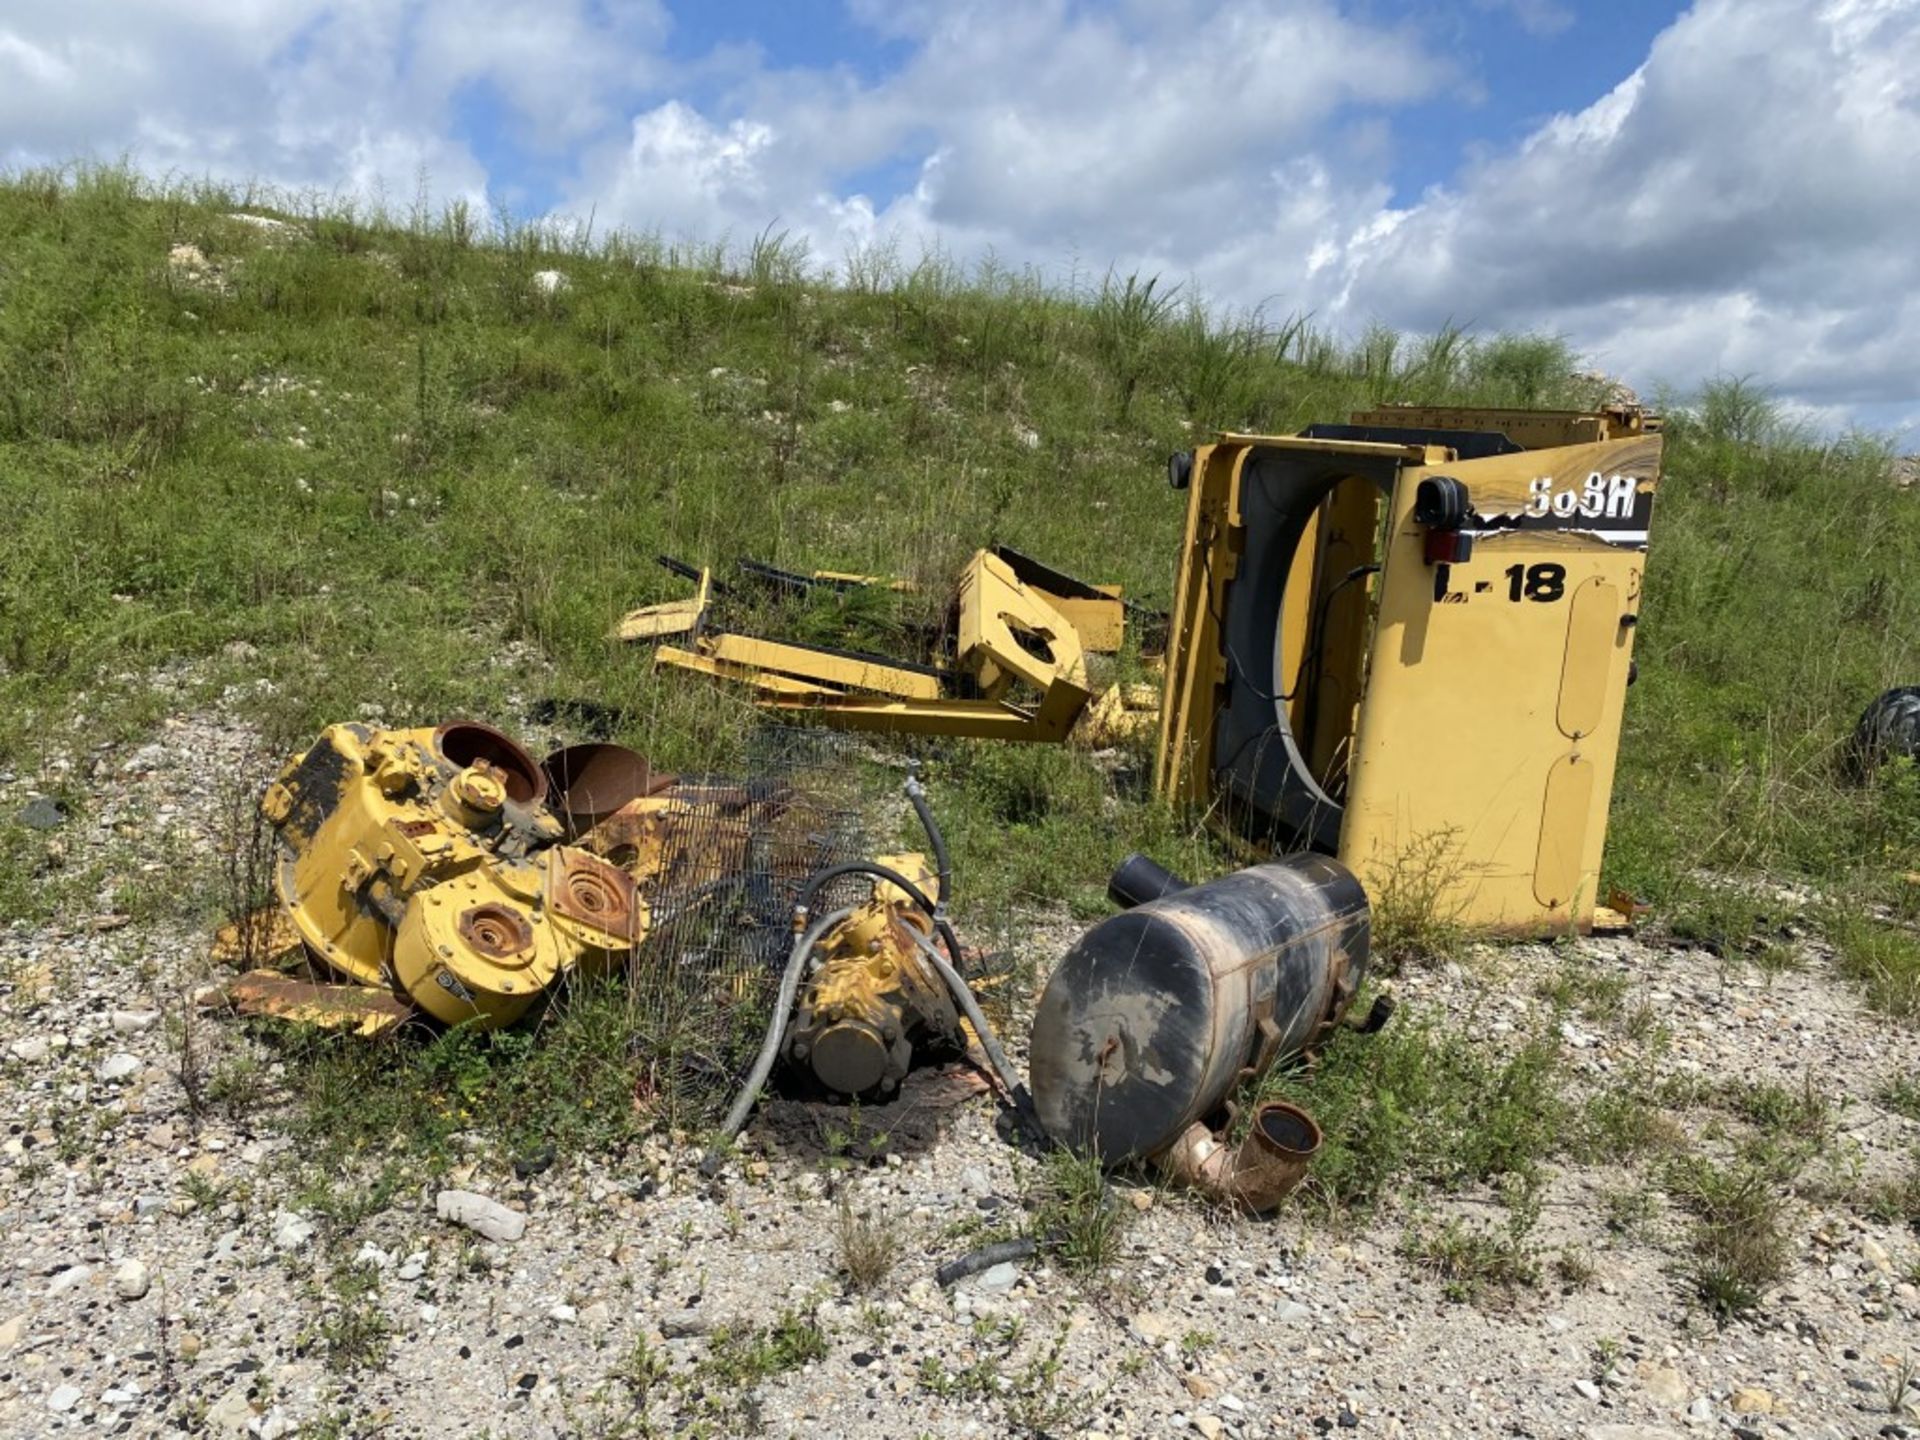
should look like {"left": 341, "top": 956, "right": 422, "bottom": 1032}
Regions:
{"left": 0, "top": 163, "right": 1914, "bottom": 991}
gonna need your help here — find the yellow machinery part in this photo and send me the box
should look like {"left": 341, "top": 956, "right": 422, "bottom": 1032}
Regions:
{"left": 785, "top": 853, "right": 964, "bottom": 1096}
{"left": 615, "top": 566, "right": 713, "bottom": 642}
{"left": 666, "top": 549, "right": 1097, "bottom": 742}
{"left": 700, "top": 632, "right": 944, "bottom": 701}
{"left": 263, "top": 723, "right": 644, "bottom": 1029}
{"left": 1156, "top": 409, "right": 1661, "bottom": 935}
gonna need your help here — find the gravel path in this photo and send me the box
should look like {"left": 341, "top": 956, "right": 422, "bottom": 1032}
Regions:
{"left": 2, "top": 694, "right": 1917, "bottom": 1439}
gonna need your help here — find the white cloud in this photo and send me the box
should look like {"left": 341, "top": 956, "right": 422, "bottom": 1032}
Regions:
{"left": 5, "top": 0, "right": 1917, "bottom": 430}
{"left": 565, "top": 0, "right": 1446, "bottom": 286}
{"left": 0, "top": 0, "right": 669, "bottom": 205}
{"left": 1326, "top": 0, "right": 1920, "bottom": 428}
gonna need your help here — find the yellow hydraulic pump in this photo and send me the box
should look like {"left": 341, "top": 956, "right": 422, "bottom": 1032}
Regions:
{"left": 262, "top": 722, "right": 645, "bottom": 1028}
{"left": 1157, "top": 404, "right": 1662, "bottom": 934}
{"left": 783, "top": 854, "right": 963, "bottom": 1096}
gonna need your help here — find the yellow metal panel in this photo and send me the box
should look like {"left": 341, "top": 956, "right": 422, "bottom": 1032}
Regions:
{"left": 702, "top": 632, "right": 943, "bottom": 701}
{"left": 653, "top": 645, "right": 843, "bottom": 697}
{"left": 1216, "top": 432, "right": 1432, "bottom": 461}
{"left": 757, "top": 693, "right": 1050, "bottom": 740}
{"left": 1348, "top": 405, "right": 1655, "bottom": 447}
{"left": 1558, "top": 579, "right": 1621, "bottom": 739}
{"left": 957, "top": 550, "right": 1091, "bottom": 707}
{"left": 615, "top": 567, "right": 712, "bottom": 642}
{"left": 1336, "top": 434, "right": 1658, "bottom": 931}
{"left": 1306, "top": 479, "right": 1380, "bottom": 787}
{"left": 1155, "top": 443, "right": 1246, "bottom": 805}
{"left": 1535, "top": 754, "right": 1598, "bottom": 909}
{"left": 1277, "top": 506, "right": 1319, "bottom": 736}
{"left": 810, "top": 569, "right": 918, "bottom": 592}
{"left": 1045, "top": 593, "right": 1126, "bottom": 653}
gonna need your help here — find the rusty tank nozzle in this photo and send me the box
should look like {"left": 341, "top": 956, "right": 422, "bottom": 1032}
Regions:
{"left": 1157, "top": 1100, "right": 1323, "bottom": 1214}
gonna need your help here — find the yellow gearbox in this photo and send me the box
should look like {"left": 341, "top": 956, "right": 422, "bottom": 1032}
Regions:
{"left": 783, "top": 855, "right": 964, "bottom": 1095}
{"left": 262, "top": 722, "right": 644, "bottom": 1028}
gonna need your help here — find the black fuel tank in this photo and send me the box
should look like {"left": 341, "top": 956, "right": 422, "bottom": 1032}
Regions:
{"left": 1028, "top": 853, "right": 1369, "bottom": 1163}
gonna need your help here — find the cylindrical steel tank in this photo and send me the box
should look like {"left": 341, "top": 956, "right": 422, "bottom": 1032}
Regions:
{"left": 1029, "top": 853, "right": 1369, "bottom": 1163}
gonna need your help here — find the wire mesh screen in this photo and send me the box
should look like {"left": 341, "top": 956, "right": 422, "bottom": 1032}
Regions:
{"left": 622, "top": 724, "right": 872, "bottom": 1129}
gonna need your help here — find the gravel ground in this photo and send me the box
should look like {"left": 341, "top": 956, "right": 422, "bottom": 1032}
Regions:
{"left": 2, "top": 689, "right": 1918, "bottom": 1439}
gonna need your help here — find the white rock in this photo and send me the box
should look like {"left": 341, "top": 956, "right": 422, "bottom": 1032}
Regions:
{"left": 1574, "top": 1378, "right": 1602, "bottom": 1400}
{"left": 110, "top": 1010, "right": 159, "bottom": 1034}
{"left": 96, "top": 1052, "right": 141, "bottom": 1083}
{"left": 1686, "top": 1396, "right": 1714, "bottom": 1424}
{"left": 1640, "top": 1365, "right": 1688, "bottom": 1406}
{"left": 549, "top": 1302, "right": 578, "bottom": 1324}
{"left": 47, "top": 1383, "right": 83, "bottom": 1412}
{"left": 271, "top": 1211, "right": 316, "bottom": 1251}
{"left": 973, "top": 1262, "right": 1019, "bottom": 1292}
{"left": 354, "top": 1243, "right": 391, "bottom": 1270}
{"left": 396, "top": 1252, "right": 427, "bottom": 1281}
{"left": 531, "top": 269, "right": 571, "bottom": 295}
{"left": 47, "top": 1265, "right": 94, "bottom": 1296}
{"left": 206, "top": 1382, "right": 255, "bottom": 1434}
{"left": 1276, "top": 1300, "right": 1312, "bottom": 1323}
{"left": 9, "top": 1036, "right": 52, "bottom": 1063}
{"left": 114, "top": 1258, "right": 151, "bottom": 1300}
{"left": 226, "top": 212, "right": 299, "bottom": 235}
{"left": 436, "top": 1189, "right": 527, "bottom": 1242}
{"left": 0, "top": 1314, "right": 25, "bottom": 1351}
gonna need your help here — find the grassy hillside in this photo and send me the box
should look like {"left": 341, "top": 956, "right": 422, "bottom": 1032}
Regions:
{"left": 1, "top": 165, "right": 1915, "bottom": 998}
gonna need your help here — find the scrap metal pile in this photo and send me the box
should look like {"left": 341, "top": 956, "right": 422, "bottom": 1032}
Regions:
{"left": 217, "top": 402, "right": 1691, "bottom": 1218}
{"left": 617, "top": 545, "right": 1160, "bottom": 744}
{"left": 217, "top": 719, "right": 1017, "bottom": 1128}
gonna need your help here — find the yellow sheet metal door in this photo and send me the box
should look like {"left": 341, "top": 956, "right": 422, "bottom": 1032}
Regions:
{"left": 1338, "top": 436, "right": 1658, "bottom": 932}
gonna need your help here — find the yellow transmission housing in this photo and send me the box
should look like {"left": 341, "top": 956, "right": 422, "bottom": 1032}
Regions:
{"left": 784, "top": 854, "right": 963, "bottom": 1096}
{"left": 262, "top": 722, "right": 644, "bottom": 1028}
{"left": 1156, "top": 405, "right": 1661, "bottom": 935}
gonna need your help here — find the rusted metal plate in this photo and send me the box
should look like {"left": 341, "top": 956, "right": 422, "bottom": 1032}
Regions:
{"left": 212, "top": 969, "right": 412, "bottom": 1036}
{"left": 209, "top": 906, "right": 304, "bottom": 969}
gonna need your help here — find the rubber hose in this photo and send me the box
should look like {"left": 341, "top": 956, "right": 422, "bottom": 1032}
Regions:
{"left": 903, "top": 772, "right": 952, "bottom": 906}
{"left": 711, "top": 905, "right": 857, "bottom": 1149}
{"left": 935, "top": 1237, "right": 1037, "bottom": 1287}
{"left": 906, "top": 923, "right": 1029, "bottom": 1108}
{"left": 795, "top": 860, "right": 967, "bottom": 978}
{"left": 797, "top": 858, "right": 1044, "bottom": 1143}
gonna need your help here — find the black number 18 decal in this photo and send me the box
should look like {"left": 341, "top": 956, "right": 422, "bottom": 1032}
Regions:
{"left": 1505, "top": 562, "right": 1566, "bottom": 602}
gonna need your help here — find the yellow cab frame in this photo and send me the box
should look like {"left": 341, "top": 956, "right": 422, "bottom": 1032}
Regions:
{"left": 1155, "top": 405, "right": 1661, "bottom": 934}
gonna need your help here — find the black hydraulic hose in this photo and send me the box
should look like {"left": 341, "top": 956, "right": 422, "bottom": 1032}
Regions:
{"left": 903, "top": 768, "right": 952, "bottom": 906}
{"left": 905, "top": 924, "right": 1032, "bottom": 1117}
{"left": 703, "top": 904, "right": 858, "bottom": 1169}
{"left": 936, "top": 1237, "right": 1037, "bottom": 1287}
{"left": 795, "top": 860, "right": 966, "bottom": 972}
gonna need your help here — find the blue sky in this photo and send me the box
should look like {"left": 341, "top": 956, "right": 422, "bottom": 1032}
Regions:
{"left": 462, "top": 1, "right": 1686, "bottom": 221}
{"left": 2, "top": 0, "right": 1917, "bottom": 437}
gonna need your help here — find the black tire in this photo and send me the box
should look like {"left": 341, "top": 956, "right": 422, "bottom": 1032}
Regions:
{"left": 1846, "top": 686, "right": 1920, "bottom": 779}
